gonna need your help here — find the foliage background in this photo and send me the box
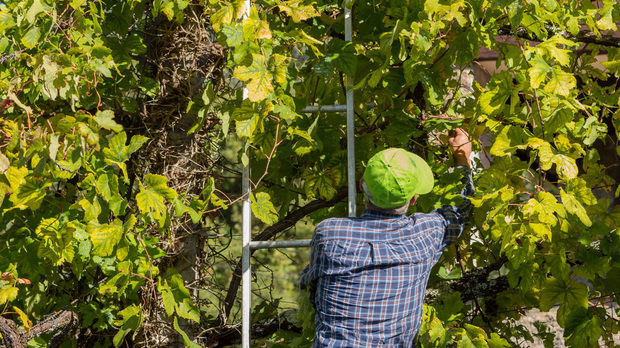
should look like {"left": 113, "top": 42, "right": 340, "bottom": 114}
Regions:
{"left": 0, "top": 0, "right": 619, "bottom": 347}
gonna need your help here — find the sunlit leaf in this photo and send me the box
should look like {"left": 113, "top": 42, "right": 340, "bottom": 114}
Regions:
{"left": 250, "top": 192, "right": 278, "bottom": 225}
{"left": 88, "top": 219, "right": 124, "bottom": 257}
{"left": 21, "top": 26, "right": 40, "bottom": 49}
{"left": 278, "top": 0, "right": 320, "bottom": 23}
{"left": 233, "top": 54, "right": 273, "bottom": 102}
{"left": 94, "top": 110, "right": 123, "bottom": 132}
{"left": 136, "top": 174, "right": 176, "bottom": 225}
{"left": 560, "top": 189, "right": 592, "bottom": 226}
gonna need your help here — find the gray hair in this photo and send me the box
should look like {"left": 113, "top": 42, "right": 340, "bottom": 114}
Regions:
{"left": 362, "top": 180, "right": 410, "bottom": 215}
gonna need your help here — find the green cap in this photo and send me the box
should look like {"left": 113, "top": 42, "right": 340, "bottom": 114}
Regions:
{"left": 362, "top": 148, "right": 434, "bottom": 209}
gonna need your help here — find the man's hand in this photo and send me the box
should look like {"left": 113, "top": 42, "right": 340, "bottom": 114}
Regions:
{"left": 448, "top": 128, "right": 472, "bottom": 167}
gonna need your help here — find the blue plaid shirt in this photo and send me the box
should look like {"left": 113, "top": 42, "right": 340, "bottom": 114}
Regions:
{"left": 300, "top": 169, "right": 474, "bottom": 348}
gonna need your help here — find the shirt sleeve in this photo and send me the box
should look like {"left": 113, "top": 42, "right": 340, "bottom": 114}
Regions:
{"left": 433, "top": 166, "right": 474, "bottom": 249}
{"left": 299, "top": 225, "right": 324, "bottom": 290}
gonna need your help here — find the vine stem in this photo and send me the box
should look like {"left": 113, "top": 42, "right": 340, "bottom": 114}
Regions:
{"left": 205, "top": 117, "right": 285, "bottom": 213}
{"left": 516, "top": 39, "right": 547, "bottom": 190}
{"left": 250, "top": 117, "right": 284, "bottom": 189}
{"left": 137, "top": 232, "right": 158, "bottom": 304}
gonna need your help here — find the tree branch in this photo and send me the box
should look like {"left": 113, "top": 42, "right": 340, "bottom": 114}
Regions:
{"left": 498, "top": 26, "right": 620, "bottom": 48}
{"left": 207, "top": 311, "right": 300, "bottom": 347}
{"left": 0, "top": 310, "right": 78, "bottom": 348}
{"left": 0, "top": 316, "right": 27, "bottom": 348}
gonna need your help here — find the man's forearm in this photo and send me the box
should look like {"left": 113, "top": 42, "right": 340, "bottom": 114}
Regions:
{"left": 448, "top": 128, "right": 472, "bottom": 168}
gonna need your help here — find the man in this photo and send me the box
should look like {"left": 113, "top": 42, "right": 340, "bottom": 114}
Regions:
{"left": 300, "top": 129, "right": 474, "bottom": 347}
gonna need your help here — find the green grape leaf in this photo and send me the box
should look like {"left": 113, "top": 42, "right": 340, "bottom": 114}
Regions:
{"left": 553, "top": 154, "right": 578, "bottom": 179}
{"left": 534, "top": 35, "right": 577, "bottom": 67}
{"left": 79, "top": 199, "right": 102, "bottom": 222}
{"left": 221, "top": 23, "right": 243, "bottom": 47}
{"left": 231, "top": 100, "right": 259, "bottom": 121}
{"left": 601, "top": 60, "right": 620, "bottom": 75}
{"left": 94, "top": 110, "right": 123, "bottom": 132}
{"left": 0, "top": 153, "right": 9, "bottom": 172}
{"left": 566, "top": 178, "right": 597, "bottom": 206}
{"left": 127, "top": 136, "right": 148, "bottom": 158}
{"left": 158, "top": 270, "right": 200, "bottom": 323}
{"left": 136, "top": 174, "right": 177, "bottom": 225}
{"left": 104, "top": 132, "right": 148, "bottom": 164}
{"left": 582, "top": 116, "right": 607, "bottom": 146}
{"left": 529, "top": 56, "right": 552, "bottom": 89}
{"left": 0, "top": 11, "right": 15, "bottom": 33}
{"left": 35, "top": 218, "right": 75, "bottom": 265}
{"left": 488, "top": 333, "right": 511, "bottom": 347}
{"left": 539, "top": 277, "right": 588, "bottom": 312}
{"left": 544, "top": 67, "right": 576, "bottom": 97}
{"left": 522, "top": 191, "right": 565, "bottom": 225}
{"left": 489, "top": 125, "right": 527, "bottom": 157}
{"left": 304, "top": 168, "right": 338, "bottom": 200}
{"left": 564, "top": 308, "right": 603, "bottom": 347}
{"left": 560, "top": 189, "right": 592, "bottom": 226}
{"left": 435, "top": 292, "right": 464, "bottom": 322}
{"left": 48, "top": 134, "right": 59, "bottom": 161}
{"left": 250, "top": 192, "right": 279, "bottom": 225}
{"left": 235, "top": 116, "right": 259, "bottom": 138}
{"left": 9, "top": 176, "right": 51, "bottom": 210}
{"left": 113, "top": 305, "right": 142, "bottom": 347}
{"left": 479, "top": 72, "right": 512, "bottom": 115}
{"left": 96, "top": 173, "right": 120, "bottom": 202}
{"left": 418, "top": 305, "right": 446, "bottom": 345}
{"left": 211, "top": 3, "right": 235, "bottom": 32}
{"left": 21, "top": 26, "right": 40, "bottom": 49}
{"left": 173, "top": 316, "right": 202, "bottom": 348}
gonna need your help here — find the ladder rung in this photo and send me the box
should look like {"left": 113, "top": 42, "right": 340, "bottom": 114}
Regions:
{"left": 301, "top": 104, "right": 376, "bottom": 113}
{"left": 301, "top": 105, "right": 347, "bottom": 113}
{"left": 250, "top": 239, "right": 311, "bottom": 250}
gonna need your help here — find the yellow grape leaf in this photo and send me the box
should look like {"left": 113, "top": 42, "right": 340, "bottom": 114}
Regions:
{"left": 544, "top": 67, "right": 576, "bottom": 97}
{"left": 13, "top": 306, "right": 32, "bottom": 332}
{"left": 0, "top": 286, "right": 18, "bottom": 305}
{"left": 211, "top": 3, "right": 234, "bottom": 32}
{"left": 233, "top": 54, "right": 273, "bottom": 101}
{"left": 88, "top": 219, "right": 124, "bottom": 256}
{"left": 278, "top": 0, "right": 320, "bottom": 23}
{"left": 243, "top": 7, "right": 271, "bottom": 40}
{"left": 256, "top": 19, "right": 271, "bottom": 39}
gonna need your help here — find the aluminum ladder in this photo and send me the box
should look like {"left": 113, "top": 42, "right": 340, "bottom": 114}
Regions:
{"left": 240, "top": 1, "right": 356, "bottom": 347}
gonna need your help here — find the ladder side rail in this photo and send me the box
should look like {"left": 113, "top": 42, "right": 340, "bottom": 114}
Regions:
{"left": 242, "top": 2, "right": 357, "bottom": 346}
{"left": 241, "top": 2, "right": 252, "bottom": 348}
{"left": 345, "top": 2, "right": 356, "bottom": 218}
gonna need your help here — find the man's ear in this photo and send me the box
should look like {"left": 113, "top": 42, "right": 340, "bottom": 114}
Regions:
{"left": 409, "top": 194, "right": 419, "bottom": 206}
